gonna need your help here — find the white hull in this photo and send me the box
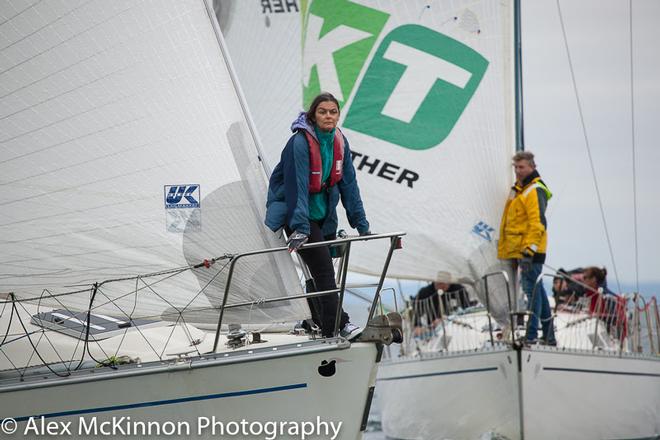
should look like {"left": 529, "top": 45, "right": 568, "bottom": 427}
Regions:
{"left": 522, "top": 348, "right": 660, "bottom": 440}
{"left": 1, "top": 339, "right": 378, "bottom": 439}
{"left": 379, "top": 345, "right": 519, "bottom": 440}
{"left": 378, "top": 346, "right": 660, "bottom": 439}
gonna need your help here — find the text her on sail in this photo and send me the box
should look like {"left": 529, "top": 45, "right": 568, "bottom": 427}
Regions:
{"left": 350, "top": 151, "right": 419, "bottom": 188}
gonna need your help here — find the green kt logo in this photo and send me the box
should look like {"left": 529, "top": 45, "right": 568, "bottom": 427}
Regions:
{"left": 345, "top": 25, "right": 488, "bottom": 150}
{"left": 302, "top": 0, "right": 388, "bottom": 108}
{"left": 302, "top": 2, "right": 489, "bottom": 150}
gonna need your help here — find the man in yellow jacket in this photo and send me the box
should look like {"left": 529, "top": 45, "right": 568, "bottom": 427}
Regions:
{"left": 498, "top": 151, "right": 556, "bottom": 345}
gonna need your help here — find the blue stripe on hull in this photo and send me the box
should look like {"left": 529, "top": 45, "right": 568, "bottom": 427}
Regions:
{"left": 377, "top": 366, "right": 498, "bottom": 382}
{"left": 544, "top": 367, "right": 660, "bottom": 378}
{"left": 9, "top": 383, "right": 307, "bottom": 422}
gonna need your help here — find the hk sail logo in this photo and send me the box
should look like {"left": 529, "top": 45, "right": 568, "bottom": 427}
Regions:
{"left": 165, "top": 185, "right": 200, "bottom": 209}
{"left": 472, "top": 221, "right": 495, "bottom": 242}
{"left": 302, "top": 0, "right": 488, "bottom": 150}
{"left": 164, "top": 184, "right": 201, "bottom": 233}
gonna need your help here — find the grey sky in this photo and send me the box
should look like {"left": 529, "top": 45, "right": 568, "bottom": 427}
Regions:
{"left": 522, "top": 0, "right": 660, "bottom": 287}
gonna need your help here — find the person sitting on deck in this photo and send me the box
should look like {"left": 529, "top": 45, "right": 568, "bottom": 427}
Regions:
{"left": 582, "top": 266, "right": 628, "bottom": 340}
{"left": 412, "top": 271, "right": 469, "bottom": 337}
{"left": 552, "top": 267, "right": 586, "bottom": 310}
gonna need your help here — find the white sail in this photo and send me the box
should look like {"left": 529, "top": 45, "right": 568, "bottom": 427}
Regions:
{"left": 0, "top": 0, "right": 309, "bottom": 324}
{"left": 215, "top": 0, "right": 302, "bottom": 173}
{"left": 219, "top": 0, "right": 517, "bottom": 322}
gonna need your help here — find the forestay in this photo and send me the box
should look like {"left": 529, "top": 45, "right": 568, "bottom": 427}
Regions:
{"left": 219, "top": 0, "right": 517, "bottom": 323}
{"left": 0, "top": 0, "right": 309, "bottom": 325}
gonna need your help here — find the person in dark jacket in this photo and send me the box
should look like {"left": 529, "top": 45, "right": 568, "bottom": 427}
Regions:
{"left": 552, "top": 267, "right": 586, "bottom": 309}
{"left": 412, "top": 272, "right": 469, "bottom": 334}
{"left": 265, "top": 92, "right": 370, "bottom": 339}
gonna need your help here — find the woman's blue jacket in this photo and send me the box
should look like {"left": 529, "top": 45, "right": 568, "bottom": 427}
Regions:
{"left": 265, "top": 113, "right": 369, "bottom": 237}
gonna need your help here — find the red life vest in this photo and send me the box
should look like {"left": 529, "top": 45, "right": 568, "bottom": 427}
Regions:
{"left": 304, "top": 128, "right": 344, "bottom": 193}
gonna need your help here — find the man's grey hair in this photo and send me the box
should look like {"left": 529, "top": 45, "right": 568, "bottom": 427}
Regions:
{"left": 512, "top": 151, "right": 536, "bottom": 167}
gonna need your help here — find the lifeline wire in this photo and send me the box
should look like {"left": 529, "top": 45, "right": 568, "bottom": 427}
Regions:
{"left": 2, "top": 256, "right": 232, "bottom": 377}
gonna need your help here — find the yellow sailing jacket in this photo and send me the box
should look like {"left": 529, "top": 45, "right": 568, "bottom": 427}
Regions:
{"left": 497, "top": 172, "right": 552, "bottom": 260}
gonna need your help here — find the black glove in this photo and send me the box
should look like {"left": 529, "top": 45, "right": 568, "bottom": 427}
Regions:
{"left": 520, "top": 248, "right": 534, "bottom": 271}
{"left": 287, "top": 231, "right": 308, "bottom": 253}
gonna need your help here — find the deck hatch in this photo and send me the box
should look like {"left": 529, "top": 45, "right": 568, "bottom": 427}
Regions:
{"left": 31, "top": 310, "right": 159, "bottom": 340}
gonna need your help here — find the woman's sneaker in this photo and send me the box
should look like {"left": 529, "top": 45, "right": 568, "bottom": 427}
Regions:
{"left": 340, "top": 322, "right": 363, "bottom": 340}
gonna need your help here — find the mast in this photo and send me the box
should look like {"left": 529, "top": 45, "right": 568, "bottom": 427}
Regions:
{"left": 514, "top": 0, "right": 525, "bottom": 151}
{"left": 514, "top": 3, "right": 527, "bottom": 438}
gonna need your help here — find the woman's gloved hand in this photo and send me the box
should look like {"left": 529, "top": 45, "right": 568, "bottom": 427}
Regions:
{"left": 287, "top": 231, "right": 309, "bottom": 253}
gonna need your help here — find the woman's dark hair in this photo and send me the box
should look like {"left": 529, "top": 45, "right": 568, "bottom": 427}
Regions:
{"left": 552, "top": 267, "right": 585, "bottom": 297}
{"left": 583, "top": 267, "right": 607, "bottom": 285}
{"left": 306, "top": 92, "right": 340, "bottom": 124}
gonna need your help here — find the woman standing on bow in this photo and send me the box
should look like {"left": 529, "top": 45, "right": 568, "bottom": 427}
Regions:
{"left": 265, "top": 92, "right": 370, "bottom": 339}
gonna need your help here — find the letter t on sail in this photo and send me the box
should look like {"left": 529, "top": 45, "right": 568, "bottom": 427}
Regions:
{"left": 303, "top": 14, "right": 371, "bottom": 101}
{"left": 381, "top": 41, "right": 472, "bottom": 123}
